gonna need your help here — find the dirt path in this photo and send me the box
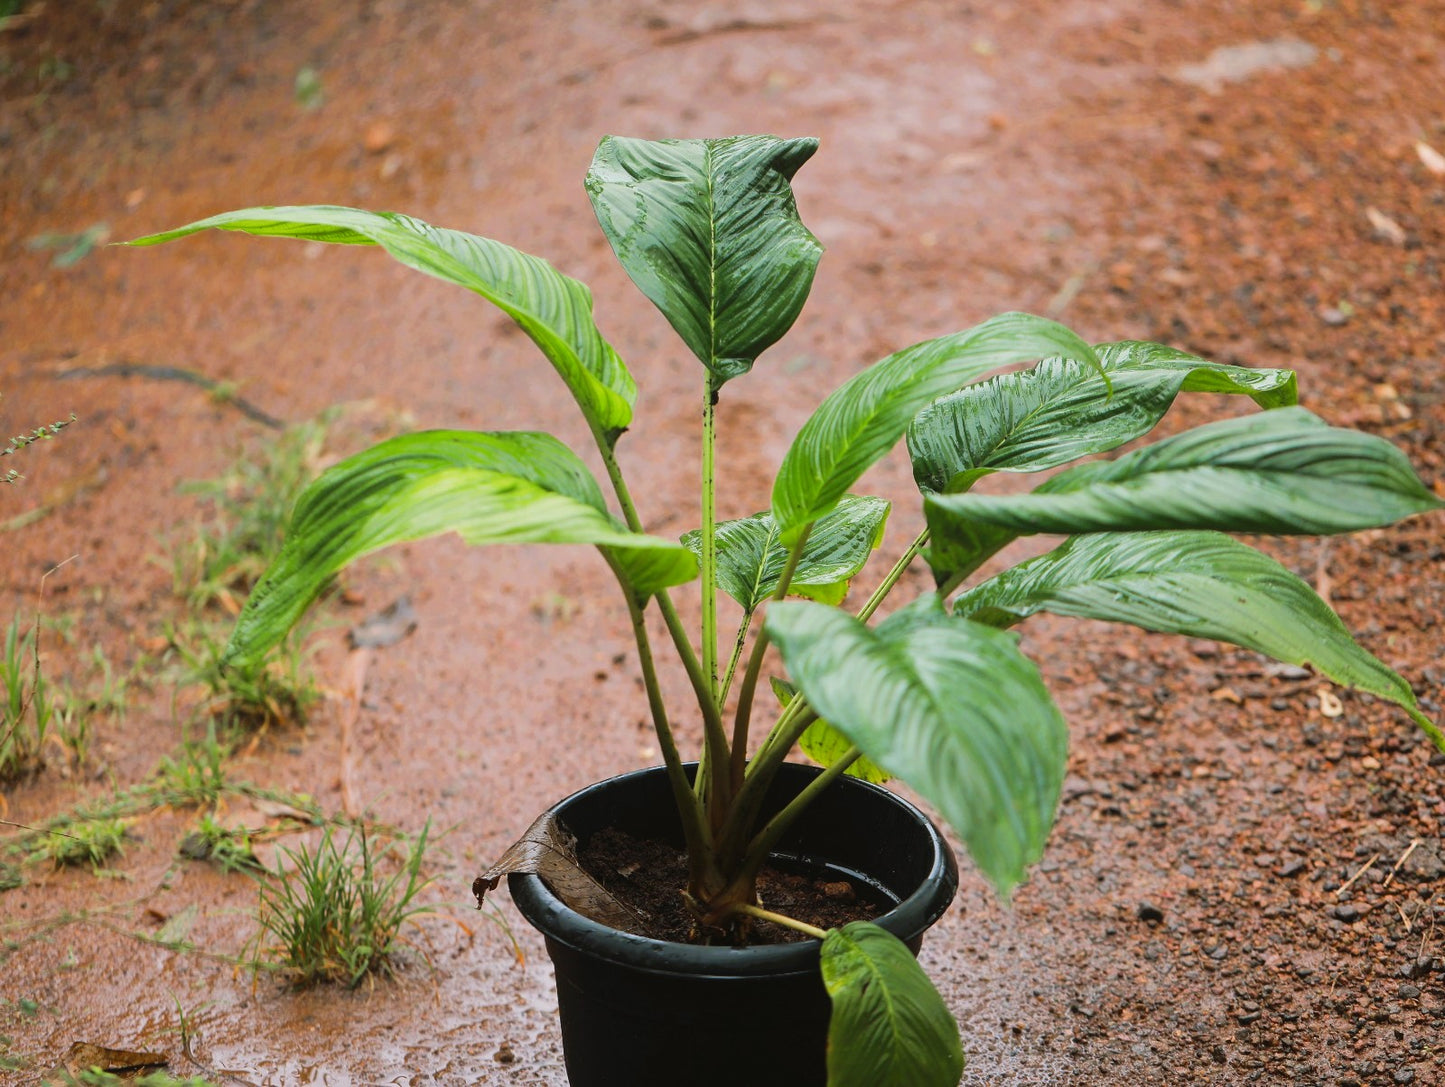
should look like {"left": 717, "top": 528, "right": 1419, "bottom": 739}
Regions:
{"left": 2, "top": 1, "right": 1442, "bottom": 1084}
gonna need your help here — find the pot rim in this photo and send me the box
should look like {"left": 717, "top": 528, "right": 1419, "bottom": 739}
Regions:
{"left": 508, "top": 762, "right": 959, "bottom": 979}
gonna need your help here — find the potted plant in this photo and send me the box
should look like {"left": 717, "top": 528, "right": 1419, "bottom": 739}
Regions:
{"left": 128, "top": 135, "right": 1443, "bottom": 1086}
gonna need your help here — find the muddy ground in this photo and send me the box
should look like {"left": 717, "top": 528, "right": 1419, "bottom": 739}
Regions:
{"left": 2, "top": 1, "right": 1443, "bottom": 1084}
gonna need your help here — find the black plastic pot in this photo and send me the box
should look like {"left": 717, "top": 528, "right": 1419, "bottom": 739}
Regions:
{"left": 508, "top": 762, "right": 959, "bottom": 1087}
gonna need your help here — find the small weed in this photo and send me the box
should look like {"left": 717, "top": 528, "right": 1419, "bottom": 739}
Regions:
{"left": 26, "top": 223, "right": 106, "bottom": 267}
{"left": 294, "top": 66, "right": 324, "bottom": 110}
{"left": 252, "top": 821, "right": 434, "bottom": 987}
{"left": 153, "top": 724, "right": 232, "bottom": 808}
{"left": 179, "top": 814, "right": 258, "bottom": 873}
{"left": 48, "top": 1072, "right": 221, "bottom": 1087}
{"left": 172, "top": 417, "right": 330, "bottom": 614}
{"left": 2, "top": 409, "right": 73, "bottom": 484}
{"left": 168, "top": 618, "right": 320, "bottom": 732}
{"left": 1, "top": 616, "right": 53, "bottom": 783}
{"left": 32, "top": 818, "right": 125, "bottom": 871}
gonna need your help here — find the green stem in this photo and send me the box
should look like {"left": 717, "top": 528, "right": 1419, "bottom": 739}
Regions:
{"left": 718, "top": 611, "right": 754, "bottom": 706}
{"left": 729, "top": 902, "right": 826, "bottom": 941}
{"left": 595, "top": 422, "right": 727, "bottom": 808}
{"left": 736, "top": 746, "right": 863, "bottom": 880}
{"left": 605, "top": 553, "right": 712, "bottom": 871}
{"left": 856, "top": 528, "right": 928, "bottom": 622}
{"left": 701, "top": 378, "right": 720, "bottom": 695}
{"left": 655, "top": 594, "right": 731, "bottom": 803}
{"left": 729, "top": 527, "right": 810, "bottom": 792}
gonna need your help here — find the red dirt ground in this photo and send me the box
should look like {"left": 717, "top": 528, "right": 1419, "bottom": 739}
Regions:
{"left": 2, "top": 1, "right": 1442, "bottom": 1084}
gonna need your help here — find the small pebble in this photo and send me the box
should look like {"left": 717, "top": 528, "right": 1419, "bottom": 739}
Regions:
{"left": 1137, "top": 902, "right": 1165, "bottom": 923}
{"left": 1397, "top": 984, "right": 1421, "bottom": 1000}
{"left": 363, "top": 120, "right": 397, "bottom": 154}
{"left": 1331, "top": 903, "right": 1360, "bottom": 922}
{"left": 1276, "top": 857, "right": 1308, "bottom": 878}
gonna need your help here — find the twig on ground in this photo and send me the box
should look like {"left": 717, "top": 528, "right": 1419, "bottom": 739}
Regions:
{"left": 1335, "top": 852, "right": 1381, "bottom": 898}
{"left": 1381, "top": 838, "right": 1421, "bottom": 889}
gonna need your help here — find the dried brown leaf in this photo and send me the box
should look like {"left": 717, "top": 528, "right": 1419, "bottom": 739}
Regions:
{"left": 51, "top": 1041, "right": 166, "bottom": 1076}
{"left": 473, "top": 811, "right": 646, "bottom": 931}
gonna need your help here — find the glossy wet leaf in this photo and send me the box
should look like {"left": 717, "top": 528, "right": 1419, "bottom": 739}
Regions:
{"left": 473, "top": 811, "right": 644, "bottom": 931}
{"left": 770, "top": 677, "right": 890, "bottom": 783}
{"left": 767, "top": 596, "right": 1067, "bottom": 896}
{"left": 821, "top": 921, "right": 964, "bottom": 1087}
{"left": 772, "top": 312, "right": 1098, "bottom": 545}
{"left": 126, "top": 206, "right": 637, "bottom": 440}
{"left": 926, "top": 407, "right": 1443, "bottom": 542}
{"left": 222, "top": 431, "right": 696, "bottom": 672}
{"left": 681, "top": 495, "right": 890, "bottom": 611}
{"left": 587, "top": 135, "right": 822, "bottom": 385}
{"left": 907, "top": 340, "right": 1297, "bottom": 494}
{"left": 954, "top": 531, "right": 1444, "bottom": 751}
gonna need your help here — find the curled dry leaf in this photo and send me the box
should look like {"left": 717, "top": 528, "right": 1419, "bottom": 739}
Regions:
{"left": 473, "top": 810, "right": 646, "bottom": 931}
{"left": 49, "top": 1041, "right": 167, "bottom": 1078}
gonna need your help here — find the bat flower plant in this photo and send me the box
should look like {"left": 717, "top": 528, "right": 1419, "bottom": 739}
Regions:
{"left": 129, "top": 135, "right": 1444, "bottom": 1087}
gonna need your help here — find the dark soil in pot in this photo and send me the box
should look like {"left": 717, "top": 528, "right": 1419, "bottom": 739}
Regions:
{"left": 508, "top": 762, "right": 959, "bottom": 1087}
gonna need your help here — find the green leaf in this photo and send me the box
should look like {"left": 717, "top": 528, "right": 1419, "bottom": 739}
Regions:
{"left": 953, "top": 531, "right": 1444, "bottom": 751}
{"left": 766, "top": 596, "right": 1067, "bottom": 896}
{"left": 770, "top": 677, "right": 891, "bottom": 784}
{"left": 222, "top": 431, "right": 696, "bottom": 672}
{"left": 126, "top": 206, "right": 637, "bottom": 440}
{"left": 681, "top": 495, "right": 890, "bottom": 611}
{"left": 772, "top": 313, "right": 1098, "bottom": 545}
{"left": 821, "top": 921, "right": 964, "bottom": 1087}
{"left": 586, "top": 135, "right": 822, "bottom": 386}
{"left": 907, "top": 340, "right": 1297, "bottom": 494}
{"left": 926, "top": 407, "right": 1443, "bottom": 540}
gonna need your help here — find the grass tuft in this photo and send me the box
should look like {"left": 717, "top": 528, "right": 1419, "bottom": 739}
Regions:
{"left": 251, "top": 821, "right": 434, "bottom": 987}
{"left": 171, "top": 417, "right": 330, "bottom": 614}
{"left": 33, "top": 818, "right": 125, "bottom": 870}
{"left": 1, "top": 616, "right": 53, "bottom": 783}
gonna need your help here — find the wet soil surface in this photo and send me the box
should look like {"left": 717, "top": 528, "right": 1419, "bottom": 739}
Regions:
{"left": 2, "top": 1, "right": 1443, "bottom": 1084}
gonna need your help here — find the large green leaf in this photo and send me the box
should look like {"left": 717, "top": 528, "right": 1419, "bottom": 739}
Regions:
{"left": 586, "top": 135, "right": 822, "bottom": 386}
{"left": 927, "top": 407, "right": 1443, "bottom": 540}
{"left": 680, "top": 495, "right": 890, "bottom": 611}
{"left": 908, "top": 340, "right": 1298, "bottom": 494}
{"left": 222, "top": 431, "right": 696, "bottom": 672}
{"left": 821, "top": 922, "right": 964, "bottom": 1087}
{"left": 126, "top": 206, "right": 637, "bottom": 440}
{"left": 766, "top": 596, "right": 1067, "bottom": 895}
{"left": 953, "top": 531, "right": 1444, "bottom": 750}
{"left": 769, "top": 677, "right": 890, "bottom": 784}
{"left": 771, "top": 313, "right": 1098, "bottom": 545}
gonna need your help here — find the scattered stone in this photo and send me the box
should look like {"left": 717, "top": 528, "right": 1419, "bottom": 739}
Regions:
{"left": 1397, "top": 984, "right": 1421, "bottom": 1000}
{"left": 1392, "top": 1069, "right": 1414, "bottom": 1084}
{"left": 1137, "top": 902, "right": 1165, "bottom": 923}
{"left": 363, "top": 120, "right": 397, "bottom": 155}
{"left": 1276, "top": 857, "right": 1307, "bottom": 878}
{"left": 1173, "top": 38, "right": 1319, "bottom": 93}
{"left": 1331, "top": 904, "right": 1361, "bottom": 922}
